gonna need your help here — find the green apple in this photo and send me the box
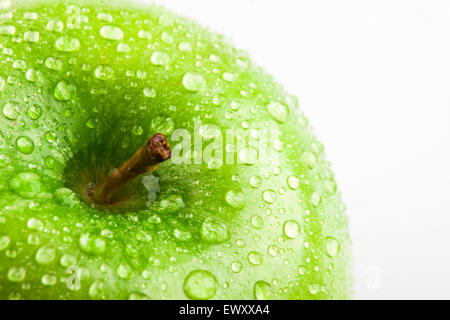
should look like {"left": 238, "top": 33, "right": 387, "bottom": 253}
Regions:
{"left": 0, "top": 0, "right": 351, "bottom": 300}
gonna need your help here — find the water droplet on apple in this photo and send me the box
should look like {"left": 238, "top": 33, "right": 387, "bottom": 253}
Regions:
{"left": 116, "top": 42, "right": 130, "bottom": 53}
{"left": 161, "top": 31, "right": 173, "bottom": 44}
{"left": 100, "top": 25, "right": 123, "bottom": 40}
{"left": 7, "top": 267, "right": 26, "bottom": 282}
{"left": 183, "top": 270, "right": 217, "bottom": 300}
{"left": 143, "top": 87, "right": 156, "bottom": 98}
{"left": 55, "top": 36, "right": 80, "bottom": 52}
{"left": 266, "top": 101, "right": 288, "bottom": 123}
{"left": 302, "top": 151, "right": 317, "bottom": 169}
{"left": 0, "top": 154, "right": 10, "bottom": 168}
{"left": 129, "top": 292, "right": 150, "bottom": 300}
{"left": 46, "top": 19, "right": 64, "bottom": 32}
{"left": 0, "top": 76, "right": 5, "bottom": 91}
{"left": 27, "top": 217, "right": 43, "bottom": 231}
{"left": 183, "top": 72, "right": 206, "bottom": 92}
{"left": 26, "top": 69, "right": 41, "bottom": 82}
{"left": 283, "top": 220, "right": 300, "bottom": 239}
{"left": 35, "top": 245, "right": 56, "bottom": 265}
{"left": 116, "top": 264, "right": 133, "bottom": 279}
{"left": 325, "top": 236, "right": 340, "bottom": 257}
{"left": 0, "top": 25, "right": 15, "bottom": 35}
{"left": 311, "top": 192, "right": 321, "bottom": 207}
{"left": 23, "top": 12, "right": 38, "bottom": 20}
{"left": 12, "top": 60, "right": 26, "bottom": 70}
{"left": 287, "top": 176, "right": 300, "bottom": 190}
{"left": 138, "top": 29, "right": 152, "bottom": 40}
{"left": 2, "top": 101, "right": 19, "bottom": 120}
{"left": 249, "top": 175, "right": 261, "bottom": 188}
{"left": 247, "top": 251, "right": 263, "bottom": 265}
{"left": 45, "top": 131, "right": 57, "bottom": 143}
{"left": 222, "top": 72, "right": 235, "bottom": 82}
{"left": 41, "top": 274, "right": 57, "bottom": 286}
{"left": 225, "top": 190, "right": 244, "bottom": 208}
{"left": 60, "top": 254, "right": 77, "bottom": 267}
{"left": 179, "top": 42, "right": 192, "bottom": 52}
{"left": 94, "top": 65, "right": 114, "bottom": 80}
{"left": 262, "top": 189, "right": 276, "bottom": 204}
{"left": 54, "top": 80, "right": 73, "bottom": 100}
{"left": 79, "top": 233, "right": 106, "bottom": 254}
{"left": 54, "top": 188, "right": 80, "bottom": 208}
{"left": 151, "top": 51, "right": 169, "bottom": 66}
{"left": 0, "top": 235, "right": 11, "bottom": 251}
{"left": 201, "top": 217, "right": 230, "bottom": 244}
{"left": 16, "top": 136, "right": 34, "bottom": 154}
{"left": 131, "top": 125, "right": 143, "bottom": 136}
{"left": 0, "top": 0, "right": 11, "bottom": 9}
{"left": 88, "top": 280, "right": 108, "bottom": 299}
{"left": 97, "top": 12, "right": 112, "bottom": 22}
{"left": 45, "top": 57, "right": 63, "bottom": 71}
{"left": 308, "top": 283, "right": 320, "bottom": 295}
{"left": 24, "top": 31, "right": 40, "bottom": 43}
{"left": 267, "top": 245, "right": 278, "bottom": 257}
{"left": 297, "top": 265, "right": 306, "bottom": 275}
{"left": 251, "top": 215, "right": 264, "bottom": 229}
{"left": 254, "top": 280, "right": 272, "bottom": 300}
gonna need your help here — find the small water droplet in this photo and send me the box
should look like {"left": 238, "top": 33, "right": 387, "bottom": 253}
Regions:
{"left": 60, "top": 254, "right": 77, "bottom": 267}
{"left": 266, "top": 101, "right": 288, "bottom": 123}
{"left": 201, "top": 218, "right": 230, "bottom": 244}
{"left": 226, "top": 190, "right": 244, "bottom": 208}
{"left": 138, "top": 29, "right": 152, "bottom": 40}
{"left": 46, "top": 19, "right": 64, "bottom": 32}
{"left": 97, "top": 12, "right": 112, "bottom": 22}
{"left": 79, "top": 233, "right": 106, "bottom": 254}
{"left": 251, "top": 215, "right": 264, "bottom": 229}
{"left": 161, "top": 31, "right": 173, "bottom": 44}
{"left": 262, "top": 189, "right": 276, "bottom": 204}
{"left": 143, "top": 87, "right": 156, "bottom": 98}
{"left": 26, "top": 69, "right": 41, "bottom": 82}
{"left": 183, "top": 72, "right": 206, "bottom": 92}
{"left": 45, "top": 57, "right": 63, "bottom": 71}
{"left": 311, "top": 192, "right": 321, "bottom": 207}
{"left": 116, "top": 263, "right": 133, "bottom": 279}
{"left": 247, "top": 251, "right": 263, "bottom": 265}
{"left": 54, "top": 188, "right": 80, "bottom": 208}
{"left": 325, "top": 236, "right": 340, "bottom": 257}
{"left": 54, "top": 80, "right": 73, "bottom": 101}
{"left": 27, "top": 217, "right": 43, "bottom": 231}
{"left": 287, "top": 176, "right": 300, "bottom": 190}
{"left": 0, "top": 25, "right": 15, "bottom": 35}
{"left": 94, "top": 65, "right": 114, "bottom": 80}
{"left": 179, "top": 42, "right": 192, "bottom": 52}
{"left": 15, "top": 136, "right": 34, "bottom": 154}
{"left": 7, "top": 267, "right": 26, "bottom": 282}
{"left": 254, "top": 280, "right": 272, "bottom": 300}
{"left": 199, "top": 123, "right": 220, "bottom": 139}
{"left": 239, "top": 147, "right": 258, "bottom": 165}
{"left": 297, "top": 265, "right": 306, "bottom": 275}
{"left": 183, "top": 270, "right": 217, "bottom": 300}
{"left": 13, "top": 60, "right": 26, "bottom": 70}
{"left": 150, "top": 116, "right": 174, "bottom": 135}
{"left": 100, "top": 25, "right": 123, "bottom": 40}
{"left": 302, "top": 151, "right": 317, "bottom": 169}
{"left": 35, "top": 246, "right": 56, "bottom": 265}
{"left": 231, "top": 261, "right": 242, "bottom": 273}
{"left": 249, "top": 175, "right": 261, "bottom": 188}
{"left": 116, "top": 42, "right": 130, "bottom": 53}
{"left": 24, "top": 31, "right": 39, "bottom": 43}
{"left": 129, "top": 292, "right": 150, "bottom": 300}
{"left": 0, "top": 235, "right": 11, "bottom": 251}
{"left": 283, "top": 220, "right": 300, "bottom": 239}
{"left": 55, "top": 36, "right": 80, "bottom": 52}
{"left": 41, "top": 274, "right": 57, "bottom": 286}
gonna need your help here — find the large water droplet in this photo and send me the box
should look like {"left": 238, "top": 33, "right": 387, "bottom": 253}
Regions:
{"left": 254, "top": 280, "right": 272, "bottom": 300}
{"left": 54, "top": 80, "right": 73, "bottom": 101}
{"left": 100, "top": 25, "right": 123, "bottom": 40}
{"left": 325, "top": 236, "right": 340, "bottom": 257}
{"left": 35, "top": 246, "right": 56, "bottom": 265}
{"left": 55, "top": 36, "right": 80, "bottom": 52}
{"left": 201, "top": 218, "right": 230, "bottom": 244}
{"left": 16, "top": 136, "right": 34, "bottom": 154}
{"left": 283, "top": 220, "right": 300, "bottom": 239}
{"left": 266, "top": 101, "right": 288, "bottom": 123}
{"left": 183, "top": 270, "right": 217, "bottom": 300}
{"left": 183, "top": 72, "right": 206, "bottom": 92}
{"left": 2, "top": 101, "right": 19, "bottom": 120}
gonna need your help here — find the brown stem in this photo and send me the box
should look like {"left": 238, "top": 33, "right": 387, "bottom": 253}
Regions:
{"left": 90, "top": 133, "right": 171, "bottom": 205}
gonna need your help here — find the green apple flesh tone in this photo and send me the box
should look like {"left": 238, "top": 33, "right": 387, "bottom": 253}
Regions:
{"left": 0, "top": 0, "right": 351, "bottom": 299}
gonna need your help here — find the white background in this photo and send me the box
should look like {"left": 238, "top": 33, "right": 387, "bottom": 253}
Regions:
{"left": 142, "top": 0, "right": 450, "bottom": 299}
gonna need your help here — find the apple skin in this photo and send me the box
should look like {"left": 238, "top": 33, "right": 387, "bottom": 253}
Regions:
{"left": 0, "top": 0, "right": 351, "bottom": 299}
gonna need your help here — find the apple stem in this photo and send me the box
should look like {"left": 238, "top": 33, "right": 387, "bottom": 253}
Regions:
{"left": 89, "top": 133, "right": 171, "bottom": 205}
